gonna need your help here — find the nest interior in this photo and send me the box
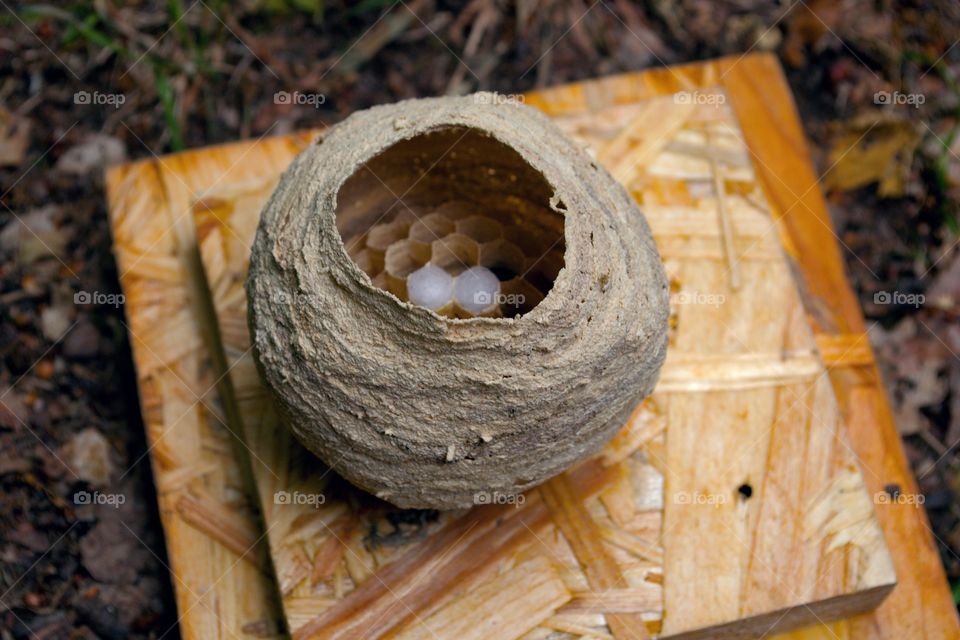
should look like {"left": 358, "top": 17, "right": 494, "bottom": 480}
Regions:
{"left": 334, "top": 126, "right": 566, "bottom": 318}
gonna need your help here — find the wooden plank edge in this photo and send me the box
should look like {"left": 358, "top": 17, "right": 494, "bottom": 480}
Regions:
{"left": 662, "top": 582, "right": 895, "bottom": 640}
{"left": 105, "top": 129, "right": 323, "bottom": 191}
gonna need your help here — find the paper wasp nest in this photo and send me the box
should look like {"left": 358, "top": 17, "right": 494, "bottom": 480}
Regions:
{"left": 247, "top": 94, "right": 669, "bottom": 509}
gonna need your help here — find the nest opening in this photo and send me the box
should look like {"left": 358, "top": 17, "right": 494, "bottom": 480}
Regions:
{"left": 335, "top": 126, "right": 565, "bottom": 319}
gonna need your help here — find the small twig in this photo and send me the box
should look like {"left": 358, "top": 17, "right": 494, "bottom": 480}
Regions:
{"left": 709, "top": 129, "right": 741, "bottom": 290}
{"left": 332, "top": 0, "right": 432, "bottom": 78}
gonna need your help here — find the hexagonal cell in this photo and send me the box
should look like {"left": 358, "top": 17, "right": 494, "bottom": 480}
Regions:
{"left": 345, "top": 236, "right": 368, "bottom": 263}
{"left": 503, "top": 223, "right": 554, "bottom": 259}
{"left": 407, "top": 265, "right": 454, "bottom": 312}
{"left": 479, "top": 239, "right": 526, "bottom": 282}
{"left": 540, "top": 249, "right": 564, "bottom": 279}
{"left": 409, "top": 213, "right": 455, "bottom": 244}
{"left": 392, "top": 208, "right": 421, "bottom": 225}
{"left": 430, "top": 233, "right": 479, "bottom": 276}
{"left": 501, "top": 277, "right": 544, "bottom": 317}
{"left": 456, "top": 215, "right": 502, "bottom": 244}
{"left": 367, "top": 220, "right": 411, "bottom": 252}
{"left": 385, "top": 238, "right": 430, "bottom": 300}
{"left": 351, "top": 248, "right": 384, "bottom": 278}
{"left": 402, "top": 236, "right": 431, "bottom": 264}
{"left": 433, "top": 201, "right": 476, "bottom": 222}
{"left": 343, "top": 233, "right": 367, "bottom": 254}
{"left": 524, "top": 249, "right": 564, "bottom": 294}
{"left": 372, "top": 271, "right": 391, "bottom": 296}
{"left": 452, "top": 266, "right": 500, "bottom": 317}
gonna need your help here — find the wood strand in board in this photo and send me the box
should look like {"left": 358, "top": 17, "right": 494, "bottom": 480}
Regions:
{"left": 540, "top": 474, "right": 651, "bottom": 640}
{"left": 393, "top": 556, "right": 572, "bottom": 640}
{"left": 174, "top": 493, "right": 265, "bottom": 570}
{"left": 292, "top": 461, "right": 618, "bottom": 640}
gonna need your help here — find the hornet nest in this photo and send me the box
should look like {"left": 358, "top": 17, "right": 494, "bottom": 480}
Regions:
{"left": 247, "top": 93, "right": 669, "bottom": 509}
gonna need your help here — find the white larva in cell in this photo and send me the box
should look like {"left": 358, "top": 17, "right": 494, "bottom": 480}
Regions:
{"left": 453, "top": 266, "right": 500, "bottom": 315}
{"left": 407, "top": 265, "right": 454, "bottom": 311}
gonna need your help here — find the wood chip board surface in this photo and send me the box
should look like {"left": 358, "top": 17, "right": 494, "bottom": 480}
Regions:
{"left": 105, "top": 54, "right": 960, "bottom": 640}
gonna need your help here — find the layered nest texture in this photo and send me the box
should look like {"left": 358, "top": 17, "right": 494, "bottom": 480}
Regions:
{"left": 247, "top": 94, "right": 669, "bottom": 509}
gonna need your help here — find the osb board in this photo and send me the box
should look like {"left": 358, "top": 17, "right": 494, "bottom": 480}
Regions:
{"left": 190, "top": 90, "right": 895, "bottom": 636}
{"left": 102, "top": 53, "right": 960, "bottom": 639}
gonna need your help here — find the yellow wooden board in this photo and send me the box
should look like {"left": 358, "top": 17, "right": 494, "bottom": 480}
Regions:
{"left": 105, "top": 54, "right": 960, "bottom": 640}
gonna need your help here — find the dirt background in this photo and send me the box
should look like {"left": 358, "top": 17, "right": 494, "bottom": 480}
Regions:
{"left": 2, "top": 1, "right": 960, "bottom": 637}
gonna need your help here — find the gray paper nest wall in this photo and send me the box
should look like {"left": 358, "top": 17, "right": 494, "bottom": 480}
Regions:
{"left": 247, "top": 94, "right": 670, "bottom": 509}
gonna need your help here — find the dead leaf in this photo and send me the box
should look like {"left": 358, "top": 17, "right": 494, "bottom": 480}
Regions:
{"left": 870, "top": 317, "right": 950, "bottom": 436}
{"left": 0, "top": 205, "right": 67, "bottom": 264}
{"left": 927, "top": 250, "right": 960, "bottom": 310}
{"left": 823, "top": 113, "right": 919, "bottom": 197}
{"left": 783, "top": 0, "right": 844, "bottom": 66}
{"left": 0, "top": 108, "right": 31, "bottom": 167}
{"left": 55, "top": 134, "right": 127, "bottom": 176}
